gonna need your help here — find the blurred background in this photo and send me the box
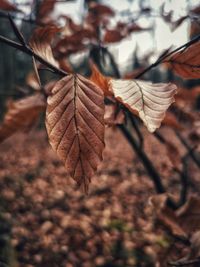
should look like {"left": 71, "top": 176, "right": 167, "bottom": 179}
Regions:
{"left": 0, "top": 0, "right": 200, "bottom": 267}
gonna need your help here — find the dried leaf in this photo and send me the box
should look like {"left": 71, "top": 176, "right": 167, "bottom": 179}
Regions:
{"left": 165, "top": 41, "right": 200, "bottom": 79}
{"left": 176, "top": 196, "right": 200, "bottom": 234}
{"left": 127, "top": 23, "right": 150, "bottom": 33}
{"left": 171, "top": 16, "right": 188, "bottom": 31}
{"left": 173, "top": 108, "right": 196, "bottom": 131}
{"left": 162, "top": 112, "right": 183, "bottom": 130}
{"left": 149, "top": 194, "right": 187, "bottom": 238}
{"left": 175, "top": 86, "right": 200, "bottom": 107}
{"left": 103, "top": 23, "right": 148, "bottom": 44}
{"left": 29, "top": 26, "right": 60, "bottom": 68}
{"left": 26, "top": 71, "right": 41, "bottom": 91}
{"left": 103, "top": 30, "right": 125, "bottom": 43}
{"left": 58, "top": 59, "right": 73, "bottom": 73}
{"left": 89, "top": 63, "right": 110, "bottom": 96}
{"left": 38, "top": 0, "right": 56, "bottom": 22}
{"left": 45, "top": 74, "right": 105, "bottom": 193}
{"left": 190, "top": 20, "right": 200, "bottom": 39}
{"left": 109, "top": 79, "right": 177, "bottom": 132}
{"left": 0, "top": 0, "right": 21, "bottom": 12}
{"left": 0, "top": 94, "right": 46, "bottom": 143}
{"left": 44, "top": 80, "right": 57, "bottom": 96}
{"left": 89, "top": 3, "right": 115, "bottom": 17}
{"left": 165, "top": 141, "right": 181, "bottom": 169}
{"left": 190, "top": 5, "right": 200, "bottom": 15}
{"left": 190, "top": 231, "right": 200, "bottom": 258}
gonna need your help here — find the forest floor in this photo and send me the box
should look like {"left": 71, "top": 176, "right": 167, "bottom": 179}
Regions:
{"left": 0, "top": 127, "right": 199, "bottom": 267}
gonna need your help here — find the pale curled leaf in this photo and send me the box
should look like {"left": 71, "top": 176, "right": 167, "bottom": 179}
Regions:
{"left": 29, "top": 26, "right": 59, "bottom": 68}
{"left": 0, "top": 94, "right": 46, "bottom": 143}
{"left": 45, "top": 74, "right": 105, "bottom": 193}
{"left": 109, "top": 79, "right": 177, "bottom": 132}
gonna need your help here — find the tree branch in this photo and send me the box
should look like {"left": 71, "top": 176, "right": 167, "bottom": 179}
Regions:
{"left": 128, "top": 113, "right": 143, "bottom": 149}
{"left": 0, "top": 35, "right": 67, "bottom": 77}
{"left": 135, "top": 33, "right": 200, "bottom": 79}
{"left": 118, "top": 124, "right": 177, "bottom": 209}
{"left": 175, "top": 131, "right": 200, "bottom": 169}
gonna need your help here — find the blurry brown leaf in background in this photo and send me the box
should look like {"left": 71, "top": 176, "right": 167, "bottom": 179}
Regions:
{"left": 0, "top": 94, "right": 46, "bottom": 143}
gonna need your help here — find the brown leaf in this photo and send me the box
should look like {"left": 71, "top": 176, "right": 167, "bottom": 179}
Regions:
{"left": 164, "top": 41, "right": 200, "bottom": 79}
{"left": 89, "top": 63, "right": 111, "bottom": 96}
{"left": 29, "top": 26, "right": 60, "bottom": 68}
{"left": 38, "top": 0, "right": 56, "bottom": 22}
{"left": 0, "top": 0, "right": 21, "bottom": 12}
{"left": 190, "top": 231, "right": 200, "bottom": 258}
{"left": 175, "top": 86, "right": 200, "bottom": 107}
{"left": 162, "top": 112, "right": 183, "bottom": 130}
{"left": 103, "top": 30, "right": 125, "bottom": 43}
{"left": 149, "top": 194, "right": 187, "bottom": 239}
{"left": 172, "top": 104, "right": 196, "bottom": 126}
{"left": 190, "top": 20, "right": 200, "bottom": 39}
{"left": 89, "top": 3, "right": 115, "bottom": 17}
{"left": 0, "top": 94, "right": 46, "bottom": 143}
{"left": 26, "top": 71, "right": 41, "bottom": 91}
{"left": 109, "top": 79, "right": 177, "bottom": 132}
{"left": 45, "top": 74, "right": 105, "bottom": 193}
{"left": 58, "top": 59, "right": 73, "bottom": 73}
{"left": 44, "top": 80, "right": 58, "bottom": 96}
{"left": 165, "top": 141, "right": 181, "bottom": 169}
{"left": 176, "top": 196, "right": 200, "bottom": 234}
{"left": 127, "top": 23, "right": 150, "bottom": 33}
{"left": 190, "top": 5, "right": 200, "bottom": 15}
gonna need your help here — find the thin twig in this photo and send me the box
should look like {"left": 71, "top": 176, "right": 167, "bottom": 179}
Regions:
{"left": 0, "top": 35, "right": 67, "bottom": 77}
{"left": 135, "top": 33, "right": 200, "bottom": 79}
{"left": 119, "top": 124, "right": 177, "bottom": 209}
{"left": 154, "top": 131, "right": 166, "bottom": 144}
{"left": 154, "top": 131, "right": 190, "bottom": 208}
{"left": 8, "top": 13, "right": 26, "bottom": 46}
{"left": 118, "top": 124, "right": 165, "bottom": 193}
{"left": 128, "top": 113, "right": 143, "bottom": 149}
{"left": 175, "top": 131, "right": 200, "bottom": 169}
{"left": 102, "top": 47, "right": 121, "bottom": 78}
{"left": 177, "top": 155, "right": 189, "bottom": 207}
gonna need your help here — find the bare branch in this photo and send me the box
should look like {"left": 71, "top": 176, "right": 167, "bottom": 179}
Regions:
{"left": 8, "top": 13, "right": 26, "bottom": 46}
{"left": 175, "top": 131, "right": 200, "bottom": 169}
{"left": 0, "top": 35, "right": 67, "bottom": 77}
{"left": 135, "top": 34, "right": 200, "bottom": 79}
